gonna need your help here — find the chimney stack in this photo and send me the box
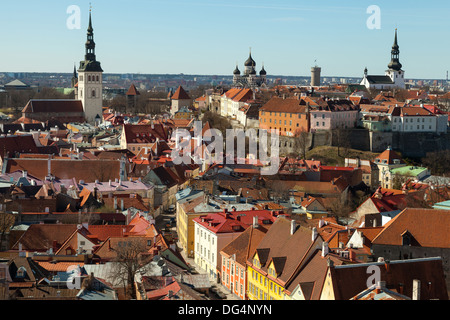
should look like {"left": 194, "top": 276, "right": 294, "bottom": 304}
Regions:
{"left": 318, "top": 218, "right": 325, "bottom": 228}
{"left": 290, "top": 219, "right": 297, "bottom": 235}
{"left": 412, "top": 279, "right": 421, "bottom": 300}
{"left": 375, "top": 281, "right": 386, "bottom": 294}
{"left": 321, "top": 242, "right": 329, "bottom": 257}
{"left": 253, "top": 216, "right": 259, "bottom": 228}
{"left": 312, "top": 227, "right": 318, "bottom": 242}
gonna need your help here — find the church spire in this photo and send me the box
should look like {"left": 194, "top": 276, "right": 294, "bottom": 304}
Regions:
{"left": 85, "top": 7, "right": 96, "bottom": 62}
{"left": 87, "top": 6, "right": 93, "bottom": 33}
{"left": 79, "top": 6, "right": 103, "bottom": 72}
{"left": 388, "top": 28, "right": 402, "bottom": 71}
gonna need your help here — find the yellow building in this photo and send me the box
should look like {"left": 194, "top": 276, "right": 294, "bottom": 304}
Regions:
{"left": 246, "top": 217, "right": 323, "bottom": 300}
{"left": 176, "top": 194, "right": 206, "bottom": 258}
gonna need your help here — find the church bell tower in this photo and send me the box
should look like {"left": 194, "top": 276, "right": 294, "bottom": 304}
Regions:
{"left": 77, "top": 8, "right": 103, "bottom": 125}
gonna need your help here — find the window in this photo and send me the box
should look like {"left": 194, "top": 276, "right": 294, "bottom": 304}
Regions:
{"left": 16, "top": 266, "right": 27, "bottom": 278}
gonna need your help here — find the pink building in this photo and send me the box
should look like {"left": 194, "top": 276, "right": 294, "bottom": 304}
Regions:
{"left": 310, "top": 99, "right": 359, "bottom": 131}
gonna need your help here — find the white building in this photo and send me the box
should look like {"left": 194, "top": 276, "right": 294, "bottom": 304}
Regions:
{"left": 391, "top": 106, "right": 438, "bottom": 133}
{"left": 361, "top": 29, "right": 406, "bottom": 90}
{"left": 193, "top": 209, "right": 277, "bottom": 282}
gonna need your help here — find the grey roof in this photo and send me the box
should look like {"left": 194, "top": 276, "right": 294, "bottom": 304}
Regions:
{"left": 366, "top": 75, "right": 394, "bottom": 85}
{"left": 176, "top": 273, "right": 211, "bottom": 289}
{"left": 5, "top": 79, "right": 29, "bottom": 87}
{"left": 77, "top": 288, "right": 117, "bottom": 300}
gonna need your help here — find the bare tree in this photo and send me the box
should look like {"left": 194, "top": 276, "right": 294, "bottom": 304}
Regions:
{"left": 333, "top": 126, "right": 351, "bottom": 158}
{"left": 327, "top": 196, "right": 354, "bottom": 219}
{"left": 110, "top": 238, "right": 153, "bottom": 300}
{"left": 0, "top": 212, "right": 14, "bottom": 251}
{"left": 293, "top": 127, "right": 310, "bottom": 159}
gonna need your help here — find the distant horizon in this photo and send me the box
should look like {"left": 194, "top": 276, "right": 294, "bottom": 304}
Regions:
{"left": 1, "top": 1, "right": 449, "bottom": 80}
{"left": 1, "top": 71, "right": 447, "bottom": 82}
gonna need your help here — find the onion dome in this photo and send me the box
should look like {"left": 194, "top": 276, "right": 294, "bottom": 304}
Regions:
{"left": 245, "top": 49, "right": 256, "bottom": 67}
{"left": 233, "top": 65, "right": 240, "bottom": 75}
{"left": 260, "top": 64, "right": 267, "bottom": 76}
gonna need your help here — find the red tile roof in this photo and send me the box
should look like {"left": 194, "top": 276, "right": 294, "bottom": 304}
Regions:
{"left": 0, "top": 135, "right": 39, "bottom": 159}
{"left": 193, "top": 209, "right": 279, "bottom": 234}
{"left": 123, "top": 123, "right": 169, "bottom": 144}
{"left": 5, "top": 158, "right": 122, "bottom": 183}
{"left": 126, "top": 84, "right": 140, "bottom": 96}
{"left": 375, "top": 148, "right": 404, "bottom": 165}
{"left": 260, "top": 96, "right": 307, "bottom": 114}
{"left": 22, "top": 100, "right": 84, "bottom": 114}
{"left": 171, "top": 86, "right": 191, "bottom": 100}
{"left": 372, "top": 208, "right": 450, "bottom": 248}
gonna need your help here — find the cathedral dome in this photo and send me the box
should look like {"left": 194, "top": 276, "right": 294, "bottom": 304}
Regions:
{"left": 260, "top": 66, "right": 267, "bottom": 75}
{"left": 245, "top": 53, "right": 256, "bottom": 67}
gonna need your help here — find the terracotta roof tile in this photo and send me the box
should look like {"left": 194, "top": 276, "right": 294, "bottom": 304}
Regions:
{"left": 372, "top": 208, "right": 450, "bottom": 248}
{"left": 171, "top": 86, "right": 191, "bottom": 100}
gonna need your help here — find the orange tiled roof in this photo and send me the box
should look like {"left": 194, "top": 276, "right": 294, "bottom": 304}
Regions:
{"left": 171, "top": 86, "right": 191, "bottom": 100}
{"left": 372, "top": 208, "right": 450, "bottom": 248}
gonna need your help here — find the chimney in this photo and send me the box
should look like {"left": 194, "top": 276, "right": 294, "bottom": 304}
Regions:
{"left": 47, "top": 155, "right": 52, "bottom": 179}
{"left": 121, "top": 199, "right": 124, "bottom": 211}
{"left": 322, "top": 242, "right": 329, "bottom": 257}
{"left": 82, "top": 222, "right": 89, "bottom": 231}
{"left": 126, "top": 209, "right": 131, "bottom": 225}
{"left": 318, "top": 218, "right": 325, "bottom": 228}
{"left": 114, "top": 197, "right": 118, "bottom": 210}
{"left": 312, "top": 227, "right": 318, "bottom": 242}
{"left": 375, "top": 281, "right": 386, "bottom": 294}
{"left": 253, "top": 216, "right": 259, "bottom": 228}
{"left": 412, "top": 279, "right": 421, "bottom": 300}
{"left": 22, "top": 170, "right": 27, "bottom": 178}
{"left": 398, "top": 283, "right": 404, "bottom": 295}
{"left": 290, "top": 219, "right": 297, "bottom": 235}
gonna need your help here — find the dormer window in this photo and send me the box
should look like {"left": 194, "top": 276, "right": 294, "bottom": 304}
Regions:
{"left": 16, "top": 266, "right": 27, "bottom": 278}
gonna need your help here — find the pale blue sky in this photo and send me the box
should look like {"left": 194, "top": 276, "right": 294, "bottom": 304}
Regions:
{"left": 0, "top": 1, "right": 449, "bottom": 79}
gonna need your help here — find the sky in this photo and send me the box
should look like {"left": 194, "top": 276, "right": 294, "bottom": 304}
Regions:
{"left": 0, "top": 0, "right": 449, "bottom": 79}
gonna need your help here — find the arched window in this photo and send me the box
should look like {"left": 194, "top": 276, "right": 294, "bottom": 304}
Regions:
{"left": 92, "top": 90, "right": 96, "bottom": 98}
{"left": 88, "top": 75, "right": 91, "bottom": 82}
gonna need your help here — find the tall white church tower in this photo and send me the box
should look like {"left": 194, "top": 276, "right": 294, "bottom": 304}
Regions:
{"left": 77, "top": 9, "right": 103, "bottom": 125}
